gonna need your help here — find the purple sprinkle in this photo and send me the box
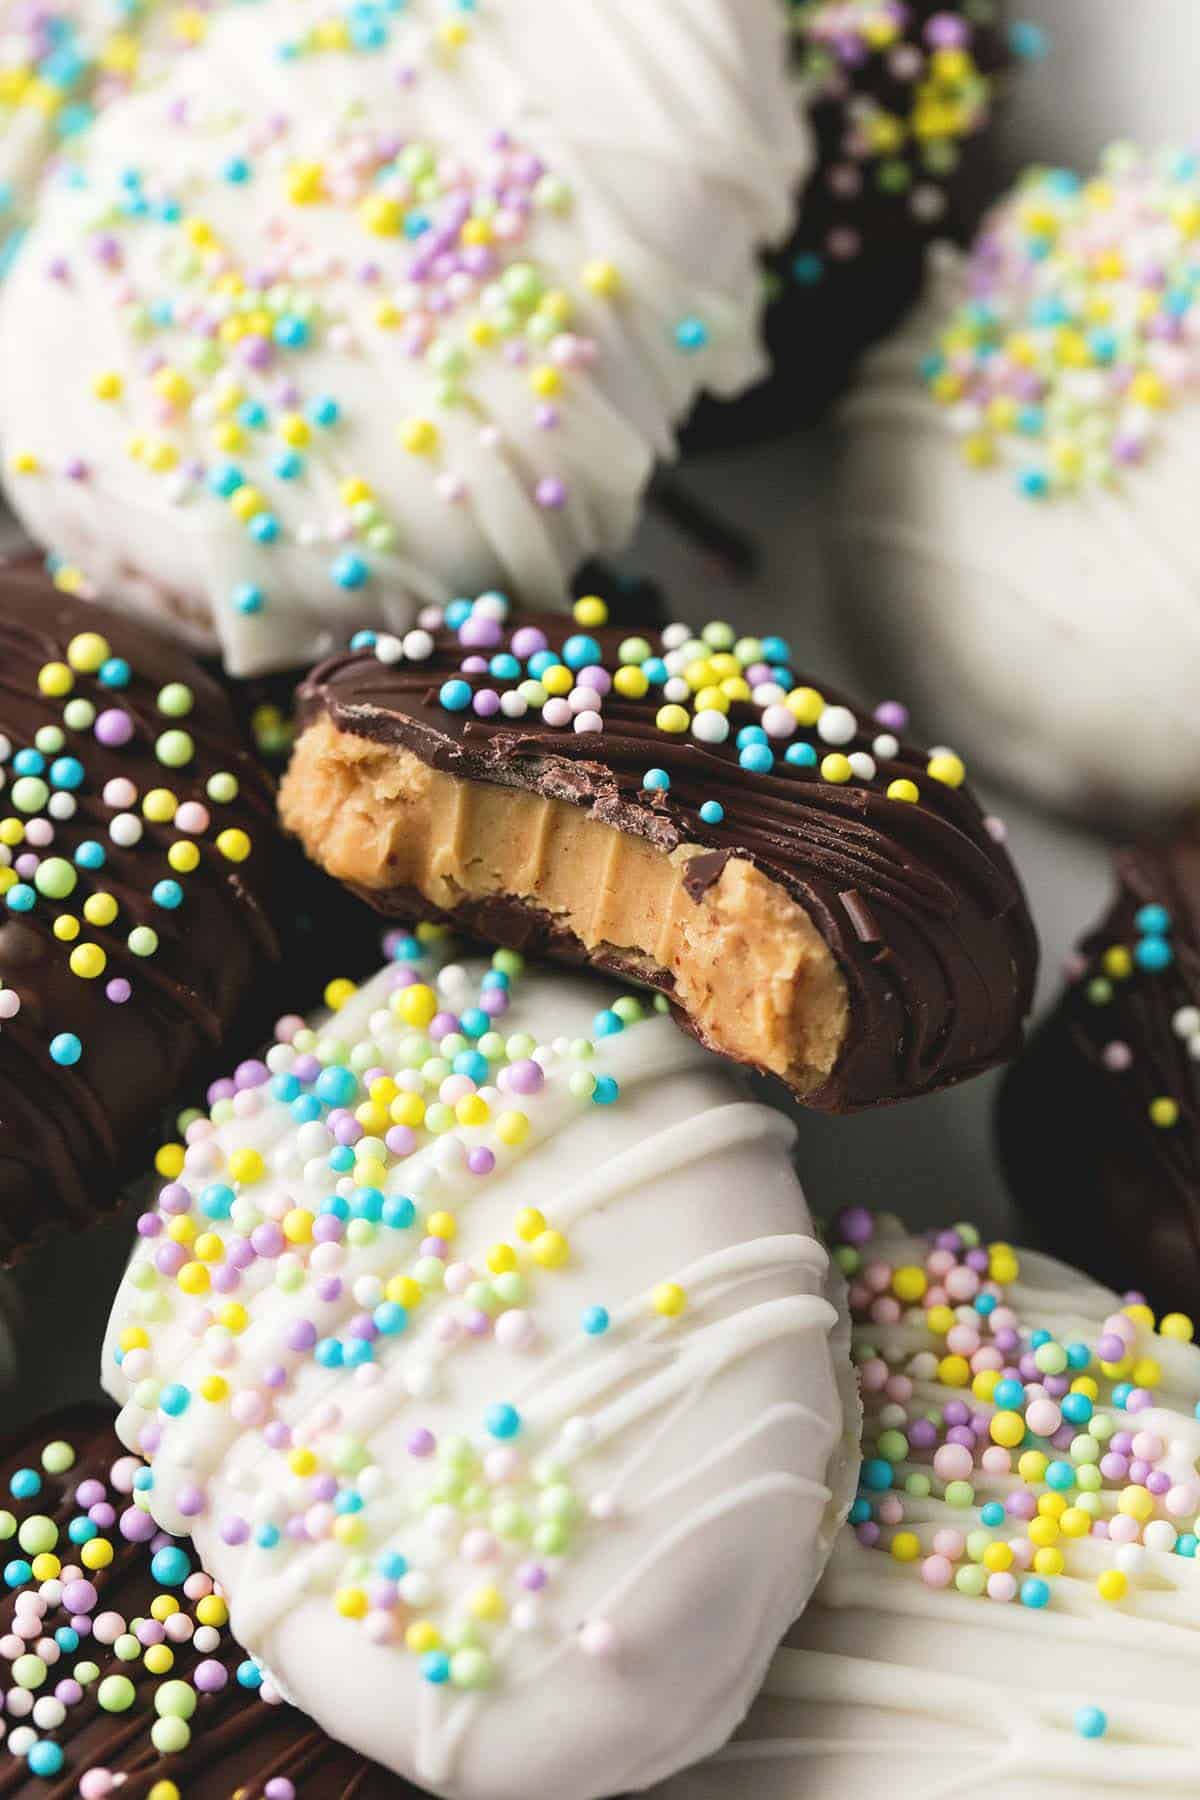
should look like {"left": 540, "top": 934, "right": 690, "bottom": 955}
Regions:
{"left": 119, "top": 1507, "right": 157, "bottom": 1543}
{"left": 94, "top": 708, "right": 134, "bottom": 748}
{"left": 194, "top": 1660, "right": 228, "bottom": 1694}
{"left": 221, "top": 1515, "right": 250, "bottom": 1546}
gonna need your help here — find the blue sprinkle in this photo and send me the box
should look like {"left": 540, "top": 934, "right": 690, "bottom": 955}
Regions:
{"left": 739, "top": 743, "right": 775, "bottom": 774}
{"left": 152, "top": 879, "right": 184, "bottom": 910}
{"left": 4, "top": 1560, "right": 32, "bottom": 1588}
{"left": 860, "top": 1459, "right": 892, "bottom": 1492}
{"left": 315, "top": 1066, "right": 358, "bottom": 1108}
{"left": 1136, "top": 903, "right": 1172, "bottom": 937}
{"left": 373, "top": 1302, "right": 408, "bottom": 1336}
{"left": 459, "top": 1007, "right": 489, "bottom": 1039}
{"left": 99, "top": 658, "right": 131, "bottom": 690}
{"left": 270, "top": 1074, "right": 300, "bottom": 1105}
{"left": 250, "top": 513, "right": 280, "bottom": 544}
{"left": 49, "top": 756, "right": 84, "bottom": 790}
{"left": 699, "top": 800, "right": 724, "bottom": 825}
{"left": 785, "top": 743, "right": 818, "bottom": 768}
{"left": 993, "top": 1379, "right": 1025, "bottom": 1411}
{"left": 377, "top": 1551, "right": 408, "bottom": 1580}
{"left": 255, "top": 1524, "right": 281, "bottom": 1549}
{"left": 315, "top": 1338, "right": 344, "bottom": 1369}
{"left": 592, "top": 1009, "right": 624, "bottom": 1039}
{"left": 1045, "top": 1461, "right": 1076, "bottom": 1491}
{"left": 150, "top": 1546, "right": 190, "bottom": 1587}
{"left": 9, "top": 1469, "right": 38, "bottom": 1500}
{"left": 208, "top": 462, "right": 244, "bottom": 497}
{"left": 74, "top": 842, "right": 106, "bottom": 871}
{"left": 526, "top": 648, "right": 558, "bottom": 679}
{"left": 642, "top": 767, "right": 670, "bottom": 793}
{"left": 1074, "top": 1706, "right": 1107, "bottom": 1740}
{"left": 592, "top": 1076, "right": 620, "bottom": 1105}
{"left": 6, "top": 885, "right": 36, "bottom": 914}
{"left": 980, "top": 1501, "right": 1005, "bottom": 1527}
{"left": 334, "top": 1490, "right": 364, "bottom": 1515}
{"left": 350, "top": 1187, "right": 383, "bottom": 1222}
{"left": 290, "top": 1095, "right": 322, "bottom": 1124}
{"left": 675, "top": 315, "right": 708, "bottom": 352}
{"left": 233, "top": 583, "right": 265, "bottom": 616}
{"left": 421, "top": 1651, "right": 451, "bottom": 1685}
{"left": 736, "top": 725, "right": 767, "bottom": 750}
{"left": 344, "top": 1338, "right": 374, "bottom": 1367}
{"left": 445, "top": 598, "right": 473, "bottom": 629}
{"left": 309, "top": 396, "right": 340, "bottom": 427}
{"left": 28, "top": 1741, "right": 65, "bottom": 1778}
{"left": 489, "top": 653, "right": 520, "bottom": 681}
{"left": 452, "top": 1051, "right": 489, "bottom": 1085}
{"left": 50, "top": 1033, "right": 82, "bottom": 1067}
{"left": 54, "top": 1628, "right": 79, "bottom": 1653}
{"left": 562, "top": 634, "right": 601, "bottom": 670}
{"left": 237, "top": 1660, "right": 263, "bottom": 1689}
{"left": 486, "top": 1403, "right": 521, "bottom": 1440}
{"left": 1177, "top": 1533, "right": 1199, "bottom": 1557}
{"left": 13, "top": 750, "right": 44, "bottom": 776}
{"left": 68, "top": 1518, "right": 97, "bottom": 1545}
{"left": 274, "top": 316, "right": 309, "bottom": 349}
{"left": 1062, "top": 1392, "right": 1093, "bottom": 1425}
{"left": 582, "top": 1306, "right": 609, "bottom": 1337}
{"left": 1019, "top": 1578, "right": 1050, "bottom": 1610}
{"left": 159, "top": 1384, "right": 191, "bottom": 1417}
{"left": 320, "top": 1194, "right": 350, "bottom": 1221}
{"left": 237, "top": 401, "right": 267, "bottom": 431}
{"left": 222, "top": 156, "right": 252, "bottom": 183}
{"left": 1018, "top": 468, "right": 1049, "bottom": 498}
{"left": 200, "top": 1184, "right": 235, "bottom": 1220}
{"left": 440, "top": 679, "right": 473, "bottom": 712}
{"left": 383, "top": 1195, "right": 416, "bottom": 1230}
{"left": 1134, "top": 936, "right": 1173, "bottom": 972}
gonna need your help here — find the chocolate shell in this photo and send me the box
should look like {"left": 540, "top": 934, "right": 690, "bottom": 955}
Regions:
{"left": 0, "top": 1404, "right": 412, "bottom": 1800}
{"left": 0, "top": 570, "right": 279, "bottom": 1263}
{"left": 1000, "top": 824, "right": 1200, "bottom": 1311}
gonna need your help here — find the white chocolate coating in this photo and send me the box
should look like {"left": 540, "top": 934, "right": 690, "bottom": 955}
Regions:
{"left": 101, "top": 955, "right": 854, "bottom": 1800}
{"left": 832, "top": 243, "right": 1200, "bottom": 824}
{"left": 656, "top": 1223, "right": 1200, "bottom": 1799}
{"left": 0, "top": 0, "right": 807, "bottom": 675}
{"left": 0, "top": 1, "right": 226, "bottom": 272}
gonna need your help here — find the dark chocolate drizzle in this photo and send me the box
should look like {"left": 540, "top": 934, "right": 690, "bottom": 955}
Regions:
{"left": 1000, "top": 825, "right": 1200, "bottom": 1312}
{"left": 0, "top": 1406, "right": 416, "bottom": 1800}
{"left": 0, "top": 572, "right": 280, "bottom": 1264}
{"left": 294, "top": 613, "right": 1037, "bottom": 1111}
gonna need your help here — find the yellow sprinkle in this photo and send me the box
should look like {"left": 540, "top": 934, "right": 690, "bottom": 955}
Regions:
{"left": 286, "top": 162, "right": 326, "bottom": 205}
{"left": 486, "top": 1243, "right": 517, "bottom": 1274}
{"left": 427, "top": 1210, "right": 457, "bottom": 1242}
{"left": 335, "top": 1587, "right": 368, "bottom": 1619}
{"left": 154, "top": 1141, "right": 185, "bottom": 1179}
{"left": 218, "top": 1304, "right": 249, "bottom": 1334}
{"left": 93, "top": 371, "right": 124, "bottom": 401}
{"left": 1097, "top": 1570, "right": 1127, "bottom": 1604}
{"left": 937, "top": 1354, "right": 971, "bottom": 1388}
{"left": 541, "top": 664, "right": 573, "bottom": 697}
{"left": 193, "top": 1233, "right": 224, "bottom": 1264}
{"left": 324, "top": 977, "right": 357, "bottom": 1012}
{"left": 496, "top": 1110, "right": 529, "bottom": 1147}
{"left": 199, "top": 1375, "right": 228, "bottom": 1404}
{"left": 81, "top": 1538, "right": 113, "bottom": 1570}
{"left": 890, "top": 1531, "right": 921, "bottom": 1563}
{"left": 820, "top": 754, "right": 852, "bottom": 784}
{"left": 927, "top": 752, "right": 966, "bottom": 788}
{"left": 886, "top": 778, "right": 920, "bottom": 803}
{"left": 515, "top": 1208, "right": 546, "bottom": 1242}
{"left": 360, "top": 195, "right": 403, "bottom": 236}
{"left": 195, "top": 1595, "right": 228, "bottom": 1627}
{"left": 530, "top": 365, "right": 562, "bottom": 398}
{"left": 468, "top": 1584, "right": 506, "bottom": 1622}
{"left": 656, "top": 704, "right": 690, "bottom": 735}
{"left": 386, "top": 1276, "right": 423, "bottom": 1309}
{"left": 652, "top": 1282, "right": 687, "bottom": 1318}
{"left": 405, "top": 1621, "right": 440, "bottom": 1653}
{"left": 283, "top": 1209, "right": 314, "bottom": 1245}
{"left": 84, "top": 893, "right": 119, "bottom": 928}
{"left": 786, "top": 687, "right": 824, "bottom": 726}
{"left": 177, "top": 1262, "right": 210, "bottom": 1296}
{"left": 573, "top": 595, "right": 608, "bottom": 628}
{"left": 37, "top": 662, "right": 73, "bottom": 698}
{"left": 1150, "top": 1097, "right": 1179, "bottom": 1129}
{"left": 614, "top": 666, "right": 649, "bottom": 699}
{"left": 120, "top": 1326, "right": 149, "bottom": 1354}
{"left": 216, "top": 828, "right": 252, "bottom": 863}
{"left": 9, "top": 452, "right": 40, "bottom": 475}
{"left": 582, "top": 260, "right": 621, "bottom": 298}
{"left": 1160, "top": 1312, "right": 1194, "bottom": 1343}
{"left": 69, "top": 942, "right": 107, "bottom": 982}
{"left": 143, "top": 789, "right": 178, "bottom": 824}
{"left": 1102, "top": 945, "right": 1133, "bottom": 979}
{"left": 151, "top": 1596, "right": 180, "bottom": 1622}
{"left": 288, "top": 1448, "right": 318, "bottom": 1478}
{"left": 228, "top": 1147, "right": 265, "bottom": 1186}
{"left": 532, "top": 1229, "right": 569, "bottom": 1269}
{"left": 399, "top": 418, "right": 439, "bottom": 455}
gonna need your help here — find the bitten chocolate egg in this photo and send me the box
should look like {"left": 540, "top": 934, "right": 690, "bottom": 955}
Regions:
{"left": 281, "top": 591, "right": 1037, "bottom": 1112}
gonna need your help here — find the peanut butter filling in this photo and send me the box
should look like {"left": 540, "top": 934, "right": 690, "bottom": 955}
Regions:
{"left": 281, "top": 716, "right": 850, "bottom": 1091}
